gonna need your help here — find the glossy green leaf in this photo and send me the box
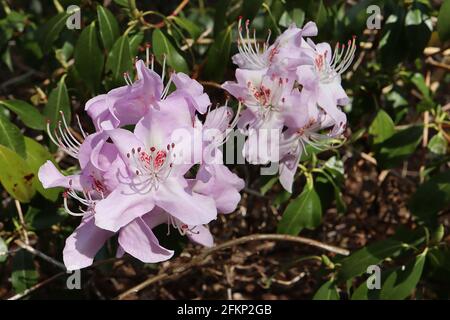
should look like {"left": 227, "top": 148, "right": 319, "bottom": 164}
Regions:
{"left": 405, "top": 6, "right": 432, "bottom": 59}
{"left": 313, "top": 279, "right": 340, "bottom": 300}
{"left": 74, "top": 22, "right": 104, "bottom": 92}
{"left": 241, "top": 0, "right": 264, "bottom": 22}
{"left": 377, "top": 126, "right": 423, "bottom": 168}
{"left": 43, "top": 77, "right": 71, "bottom": 132}
{"left": 437, "top": 0, "right": 450, "bottom": 42}
{"left": 379, "top": 8, "right": 407, "bottom": 67}
{"left": 204, "top": 26, "right": 232, "bottom": 82}
{"left": 24, "top": 137, "right": 60, "bottom": 202}
{"left": 0, "top": 145, "right": 36, "bottom": 202}
{"left": 213, "top": 0, "right": 231, "bottom": 37}
{"left": 152, "top": 29, "right": 189, "bottom": 73}
{"left": 0, "top": 237, "right": 7, "bottom": 263}
{"left": 97, "top": 5, "right": 120, "bottom": 51}
{"left": 316, "top": 0, "right": 328, "bottom": 30}
{"left": 38, "top": 12, "right": 69, "bottom": 53}
{"left": 11, "top": 250, "right": 39, "bottom": 294}
{"left": 279, "top": 8, "right": 305, "bottom": 28}
{"left": 0, "top": 112, "right": 26, "bottom": 158}
{"left": 379, "top": 250, "right": 427, "bottom": 299}
{"left": 129, "top": 32, "right": 144, "bottom": 57}
{"left": 171, "top": 16, "right": 202, "bottom": 40}
{"left": 106, "top": 35, "right": 133, "bottom": 84}
{"left": 277, "top": 184, "right": 322, "bottom": 235}
{"left": 428, "top": 132, "right": 448, "bottom": 155}
{"left": 369, "top": 110, "right": 395, "bottom": 144}
{"left": 260, "top": 176, "right": 278, "bottom": 195}
{"left": 411, "top": 73, "right": 431, "bottom": 99}
{"left": 409, "top": 170, "right": 450, "bottom": 223}
{"left": 338, "top": 239, "right": 404, "bottom": 281}
{"left": 0, "top": 100, "right": 45, "bottom": 130}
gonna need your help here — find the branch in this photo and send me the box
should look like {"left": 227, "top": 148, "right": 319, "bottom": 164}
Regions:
{"left": 7, "top": 271, "right": 66, "bottom": 300}
{"left": 15, "top": 239, "right": 66, "bottom": 270}
{"left": 116, "top": 233, "right": 349, "bottom": 300}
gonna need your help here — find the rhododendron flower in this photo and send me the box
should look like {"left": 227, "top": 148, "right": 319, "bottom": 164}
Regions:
{"left": 296, "top": 38, "right": 356, "bottom": 135}
{"left": 223, "top": 20, "right": 354, "bottom": 192}
{"left": 193, "top": 105, "right": 245, "bottom": 213}
{"left": 38, "top": 56, "right": 243, "bottom": 270}
{"left": 232, "top": 17, "right": 318, "bottom": 72}
{"left": 94, "top": 103, "right": 217, "bottom": 233}
{"left": 85, "top": 59, "right": 210, "bottom": 130}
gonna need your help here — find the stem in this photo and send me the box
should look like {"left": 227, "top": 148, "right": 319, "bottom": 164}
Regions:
{"left": 116, "top": 233, "right": 349, "bottom": 299}
{"left": 128, "top": 0, "right": 141, "bottom": 20}
{"left": 15, "top": 200, "right": 29, "bottom": 245}
{"left": 15, "top": 239, "right": 66, "bottom": 270}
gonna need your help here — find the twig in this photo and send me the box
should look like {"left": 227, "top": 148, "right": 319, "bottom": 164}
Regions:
{"left": 7, "top": 271, "right": 66, "bottom": 300}
{"left": 15, "top": 200, "right": 29, "bottom": 245}
{"left": 422, "top": 71, "right": 431, "bottom": 148}
{"left": 141, "top": 0, "right": 189, "bottom": 29}
{"left": 198, "top": 80, "right": 224, "bottom": 90}
{"left": 426, "top": 57, "right": 450, "bottom": 71}
{"left": 14, "top": 239, "right": 66, "bottom": 270}
{"left": 116, "top": 233, "right": 349, "bottom": 300}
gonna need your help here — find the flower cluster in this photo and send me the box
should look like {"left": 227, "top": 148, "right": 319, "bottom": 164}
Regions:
{"left": 223, "top": 19, "right": 355, "bottom": 192}
{"left": 39, "top": 58, "right": 244, "bottom": 270}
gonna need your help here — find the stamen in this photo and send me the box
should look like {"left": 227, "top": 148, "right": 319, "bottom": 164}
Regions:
{"left": 46, "top": 113, "right": 87, "bottom": 159}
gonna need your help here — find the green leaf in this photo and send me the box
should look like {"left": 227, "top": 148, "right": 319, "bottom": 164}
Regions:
{"left": 152, "top": 29, "right": 189, "bottom": 73}
{"left": 409, "top": 170, "right": 450, "bottom": 224}
{"left": 379, "top": 250, "right": 427, "bottom": 299}
{"left": 0, "top": 145, "right": 36, "bottom": 202}
{"left": 24, "top": 137, "right": 60, "bottom": 202}
{"left": 428, "top": 132, "right": 448, "bottom": 155}
{"left": 74, "top": 22, "right": 104, "bottom": 93}
{"left": 316, "top": 0, "right": 328, "bottom": 30}
{"left": 97, "top": 5, "right": 120, "bottom": 51}
{"left": 113, "top": 0, "right": 129, "bottom": 7}
{"left": 379, "top": 8, "right": 407, "bottom": 67}
{"left": 0, "top": 100, "right": 46, "bottom": 130}
{"left": 368, "top": 110, "right": 395, "bottom": 144}
{"left": 277, "top": 184, "right": 322, "bottom": 235}
{"left": 204, "top": 26, "right": 232, "bottom": 82}
{"left": 171, "top": 16, "right": 202, "bottom": 40}
{"left": 279, "top": 8, "right": 305, "bottom": 28}
{"left": 437, "top": 0, "right": 450, "bottom": 42}
{"left": 106, "top": 35, "right": 133, "bottom": 85}
{"left": 313, "top": 279, "right": 340, "bottom": 300}
{"left": 411, "top": 73, "right": 434, "bottom": 111}
{"left": 38, "top": 12, "right": 69, "bottom": 53}
{"left": 241, "top": 0, "right": 264, "bottom": 22}
{"left": 338, "top": 239, "right": 404, "bottom": 281}
{"left": 213, "top": 0, "right": 231, "bottom": 37}
{"left": 260, "top": 176, "right": 278, "bottom": 195}
{"left": 0, "top": 237, "right": 7, "bottom": 263}
{"left": 129, "top": 32, "right": 144, "bottom": 57}
{"left": 43, "top": 77, "right": 71, "bottom": 132}
{"left": 2, "top": 46, "right": 13, "bottom": 72}
{"left": 11, "top": 250, "right": 39, "bottom": 294}
{"left": 0, "top": 112, "right": 26, "bottom": 158}
{"left": 405, "top": 5, "right": 432, "bottom": 59}
{"left": 351, "top": 274, "right": 379, "bottom": 300}
{"left": 377, "top": 126, "right": 423, "bottom": 168}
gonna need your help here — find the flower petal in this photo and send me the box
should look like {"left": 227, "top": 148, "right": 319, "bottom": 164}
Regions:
{"left": 118, "top": 217, "right": 173, "bottom": 263}
{"left": 38, "top": 160, "right": 82, "bottom": 190}
{"left": 155, "top": 178, "right": 217, "bottom": 226}
{"left": 94, "top": 183, "right": 155, "bottom": 232}
{"left": 63, "top": 215, "right": 113, "bottom": 270}
{"left": 194, "top": 164, "right": 244, "bottom": 214}
{"left": 187, "top": 225, "right": 214, "bottom": 247}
